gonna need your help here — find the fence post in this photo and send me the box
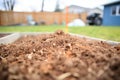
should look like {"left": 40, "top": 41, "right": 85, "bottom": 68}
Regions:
{"left": 65, "top": 6, "right": 69, "bottom": 33}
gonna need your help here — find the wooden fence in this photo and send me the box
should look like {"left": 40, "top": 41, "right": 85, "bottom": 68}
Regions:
{"left": 0, "top": 11, "right": 87, "bottom": 26}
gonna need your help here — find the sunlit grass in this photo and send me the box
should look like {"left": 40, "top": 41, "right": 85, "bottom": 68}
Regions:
{"left": 0, "top": 25, "right": 120, "bottom": 41}
{"left": 69, "top": 26, "right": 120, "bottom": 41}
{"left": 0, "top": 25, "right": 65, "bottom": 32}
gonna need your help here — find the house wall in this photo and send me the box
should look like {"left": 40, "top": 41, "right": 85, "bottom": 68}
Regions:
{"left": 103, "top": 3, "right": 120, "bottom": 26}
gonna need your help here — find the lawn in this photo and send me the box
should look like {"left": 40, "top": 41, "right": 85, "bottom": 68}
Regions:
{"left": 0, "top": 25, "right": 120, "bottom": 42}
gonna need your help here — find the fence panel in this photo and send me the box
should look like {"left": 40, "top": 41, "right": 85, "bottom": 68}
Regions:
{"left": 0, "top": 11, "right": 87, "bottom": 26}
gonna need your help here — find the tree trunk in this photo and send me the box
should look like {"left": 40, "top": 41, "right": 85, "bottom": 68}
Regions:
{"left": 41, "top": 0, "right": 44, "bottom": 12}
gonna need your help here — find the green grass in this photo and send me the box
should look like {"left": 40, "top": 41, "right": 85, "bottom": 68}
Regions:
{"left": 0, "top": 25, "right": 120, "bottom": 42}
{"left": 0, "top": 25, "right": 65, "bottom": 32}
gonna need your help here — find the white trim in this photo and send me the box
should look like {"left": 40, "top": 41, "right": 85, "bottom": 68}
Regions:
{"left": 118, "top": 5, "right": 120, "bottom": 16}
{"left": 116, "top": 6, "right": 119, "bottom": 15}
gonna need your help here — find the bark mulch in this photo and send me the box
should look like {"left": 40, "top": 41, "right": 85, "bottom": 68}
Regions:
{"left": 0, "top": 30, "right": 120, "bottom": 80}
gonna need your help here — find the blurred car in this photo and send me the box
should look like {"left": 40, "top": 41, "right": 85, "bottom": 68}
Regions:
{"left": 87, "top": 13, "right": 102, "bottom": 25}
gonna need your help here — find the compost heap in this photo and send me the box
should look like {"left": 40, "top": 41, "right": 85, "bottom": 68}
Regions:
{"left": 0, "top": 30, "right": 120, "bottom": 80}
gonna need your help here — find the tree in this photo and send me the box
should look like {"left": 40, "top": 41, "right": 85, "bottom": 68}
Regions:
{"left": 41, "top": 0, "right": 44, "bottom": 12}
{"left": 3, "top": 0, "right": 15, "bottom": 11}
{"left": 55, "top": 0, "right": 61, "bottom": 12}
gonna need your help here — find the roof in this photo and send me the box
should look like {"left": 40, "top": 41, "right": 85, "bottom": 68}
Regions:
{"left": 91, "top": 7, "right": 102, "bottom": 11}
{"left": 104, "top": 1, "right": 120, "bottom": 6}
{"left": 68, "top": 5, "right": 90, "bottom": 10}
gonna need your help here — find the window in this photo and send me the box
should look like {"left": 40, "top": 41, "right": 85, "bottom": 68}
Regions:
{"left": 112, "top": 6, "right": 116, "bottom": 15}
{"left": 118, "top": 6, "right": 120, "bottom": 15}
{"left": 111, "top": 5, "right": 120, "bottom": 16}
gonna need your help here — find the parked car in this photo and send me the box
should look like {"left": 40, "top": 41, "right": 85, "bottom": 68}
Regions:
{"left": 87, "top": 13, "right": 102, "bottom": 25}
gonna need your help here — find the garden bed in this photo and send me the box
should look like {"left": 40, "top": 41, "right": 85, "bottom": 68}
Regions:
{"left": 0, "top": 30, "right": 120, "bottom": 80}
{"left": 0, "top": 33, "right": 10, "bottom": 38}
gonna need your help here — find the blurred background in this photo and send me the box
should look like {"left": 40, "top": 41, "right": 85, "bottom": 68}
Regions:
{"left": 0, "top": 0, "right": 119, "bottom": 26}
{"left": 0, "top": 0, "right": 120, "bottom": 41}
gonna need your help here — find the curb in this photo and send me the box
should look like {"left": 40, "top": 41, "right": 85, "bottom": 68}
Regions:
{"left": 0, "top": 32, "right": 119, "bottom": 45}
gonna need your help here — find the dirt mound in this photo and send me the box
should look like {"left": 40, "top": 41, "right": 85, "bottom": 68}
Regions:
{"left": 0, "top": 30, "right": 120, "bottom": 80}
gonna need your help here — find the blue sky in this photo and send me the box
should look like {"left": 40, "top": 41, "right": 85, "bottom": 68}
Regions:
{"left": 0, "top": 0, "right": 118, "bottom": 12}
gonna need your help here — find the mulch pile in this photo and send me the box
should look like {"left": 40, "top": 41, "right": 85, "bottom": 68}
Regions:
{"left": 0, "top": 30, "right": 120, "bottom": 80}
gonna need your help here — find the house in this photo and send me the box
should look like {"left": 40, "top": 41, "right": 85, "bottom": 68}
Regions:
{"left": 62, "top": 5, "right": 90, "bottom": 14}
{"left": 103, "top": 1, "right": 120, "bottom": 26}
{"left": 87, "top": 8, "right": 103, "bottom": 17}
{"left": 63, "top": 5, "right": 103, "bottom": 16}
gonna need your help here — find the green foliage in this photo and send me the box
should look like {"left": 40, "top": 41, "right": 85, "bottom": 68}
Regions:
{"left": 0, "top": 25, "right": 120, "bottom": 41}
